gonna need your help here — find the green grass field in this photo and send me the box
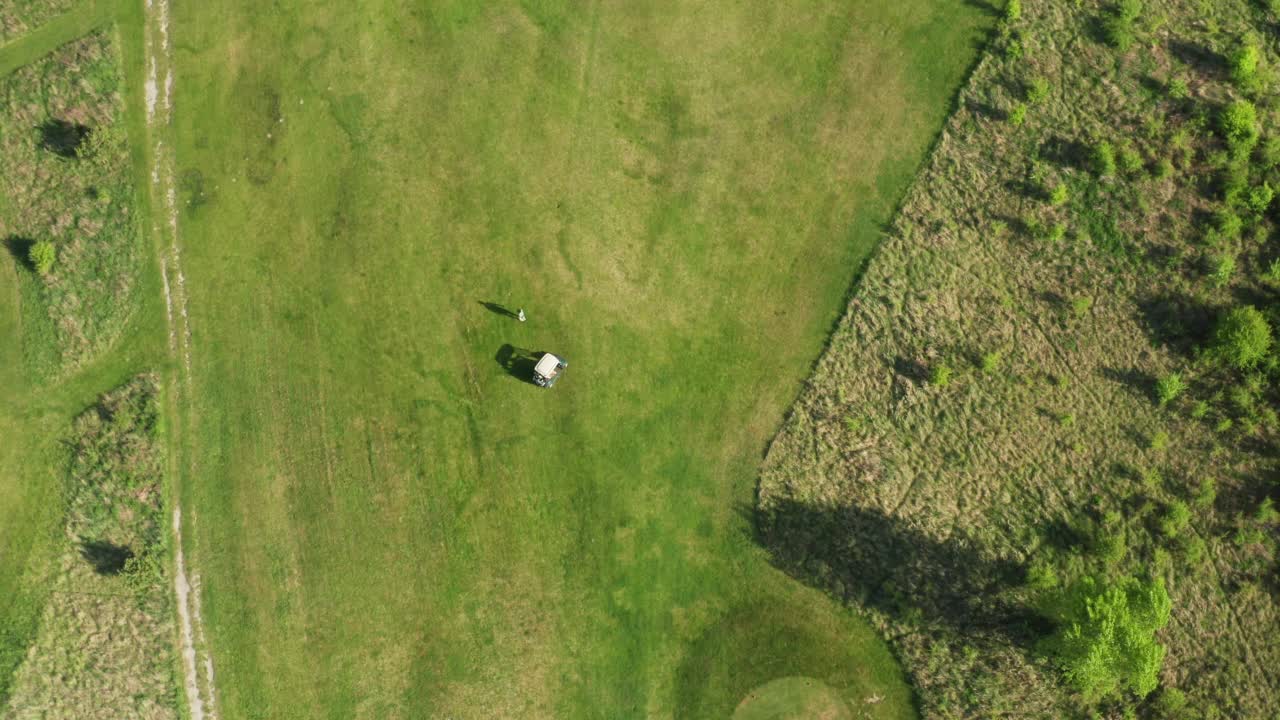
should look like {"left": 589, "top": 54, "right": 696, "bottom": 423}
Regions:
{"left": 0, "top": 0, "right": 996, "bottom": 717}
{"left": 166, "top": 2, "right": 993, "bottom": 717}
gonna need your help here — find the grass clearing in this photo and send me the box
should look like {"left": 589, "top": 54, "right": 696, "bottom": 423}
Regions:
{"left": 164, "top": 0, "right": 994, "bottom": 716}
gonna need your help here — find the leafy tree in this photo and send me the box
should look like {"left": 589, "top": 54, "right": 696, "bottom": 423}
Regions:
{"left": 28, "top": 240, "right": 55, "bottom": 275}
{"left": 1221, "top": 100, "right": 1259, "bottom": 156}
{"left": 1210, "top": 305, "right": 1272, "bottom": 370}
{"left": 1041, "top": 574, "right": 1171, "bottom": 702}
{"left": 1230, "top": 40, "right": 1260, "bottom": 88}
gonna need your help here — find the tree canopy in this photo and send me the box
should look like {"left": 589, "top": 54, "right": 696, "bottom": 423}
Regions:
{"left": 1041, "top": 575, "right": 1171, "bottom": 702}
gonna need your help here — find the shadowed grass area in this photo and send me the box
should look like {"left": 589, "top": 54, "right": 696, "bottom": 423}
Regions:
{"left": 165, "top": 1, "right": 995, "bottom": 717}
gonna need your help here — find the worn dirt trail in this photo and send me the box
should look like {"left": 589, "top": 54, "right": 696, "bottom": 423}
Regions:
{"left": 143, "top": 0, "right": 217, "bottom": 717}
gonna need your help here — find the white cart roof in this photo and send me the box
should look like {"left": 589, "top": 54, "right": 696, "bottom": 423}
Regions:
{"left": 534, "top": 354, "right": 561, "bottom": 377}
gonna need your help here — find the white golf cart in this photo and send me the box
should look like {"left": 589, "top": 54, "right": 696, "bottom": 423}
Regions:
{"left": 533, "top": 353, "right": 568, "bottom": 388}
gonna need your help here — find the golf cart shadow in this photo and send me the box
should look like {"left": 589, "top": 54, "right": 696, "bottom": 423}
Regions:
{"left": 495, "top": 344, "right": 541, "bottom": 385}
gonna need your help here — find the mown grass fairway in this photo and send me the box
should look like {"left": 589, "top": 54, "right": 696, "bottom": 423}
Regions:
{"left": 167, "top": 1, "right": 992, "bottom": 716}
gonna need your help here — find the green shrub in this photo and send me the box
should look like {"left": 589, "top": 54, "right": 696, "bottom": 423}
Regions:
{"left": 1118, "top": 145, "right": 1143, "bottom": 174}
{"left": 1116, "top": 0, "right": 1143, "bottom": 20}
{"left": 1247, "top": 182, "right": 1273, "bottom": 213}
{"left": 1026, "top": 75, "right": 1049, "bottom": 104}
{"left": 980, "top": 351, "right": 1002, "bottom": 372}
{"left": 929, "top": 362, "right": 953, "bottom": 387}
{"left": 1154, "top": 157, "right": 1174, "bottom": 179}
{"left": 1094, "top": 524, "right": 1127, "bottom": 566}
{"left": 1221, "top": 100, "right": 1259, "bottom": 156}
{"left": 1091, "top": 140, "right": 1117, "bottom": 176}
{"left": 1059, "top": 412, "right": 1076, "bottom": 428}
{"left": 1009, "top": 102, "right": 1028, "bottom": 126}
{"left": 1004, "top": 0, "right": 1022, "bottom": 22}
{"left": 1212, "top": 207, "right": 1243, "bottom": 242}
{"left": 1257, "top": 497, "right": 1279, "bottom": 524}
{"left": 1265, "top": 258, "right": 1280, "bottom": 283}
{"left": 1026, "top": 559, "right": 1060, "bottom": 591}
{"left": 1229, "top": 41, "right": 1261, "bottom": 88}
{"left": 1139, "top": 466, "right": 1163, "bottom": 492}
{"left": 1155, "top": 373, "right": 1185, "bottom": 406}
{"left": 1003, "top": 38, "right": 1024, "bottom": 61}
{"left": 1149, "top": 430, "right": 1169, "bottom": 450}
{"left": 1166, "top": 77, "right": 1189, "bottom": 100}
{"left": 1040, "top": 574, "right": 1170, "bottom": 702}
{"left": 1049, "top": 183, "right": 1069, "bottom": 206}
{"left": 1102, "top": 0, "right": 1142, "bottom": 50}
{"left": 1071, "top": 296, "right": 1092, "bottom": 317}
{"left": 1047, "top": 222, "right": 1068, "bottom": 243}
{"left": 28, "top": 240, "right": 55, "bottom": 275}
{"left": 1260, "top": 137, "right": 1280, "bottom": 168}
{"left": 1210, "top": 253, "right": 1236, "bottom": 287}
{"left": 1190, "top": 400, "right": 1210, "bottom": 419}
{"left": 1160, "top": 500, "right": 1191, "bottom": 537}
{"left": 1152, "top": 681, "right": 1187, "bottom": 717}
{"left": 1210, "top": 305, "right": 1272, "bottom": 370}
{"left": 1180, "top": 534, "right": 1206, "bottom": 566}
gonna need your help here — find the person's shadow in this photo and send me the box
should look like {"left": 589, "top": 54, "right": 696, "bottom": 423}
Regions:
{"left": 479, "top": 301, "right": 518, "bottom": 319}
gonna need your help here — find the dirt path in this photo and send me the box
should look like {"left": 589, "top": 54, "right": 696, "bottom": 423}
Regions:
{"left": 142, "top": 0, "right": 216, "bottom": 717}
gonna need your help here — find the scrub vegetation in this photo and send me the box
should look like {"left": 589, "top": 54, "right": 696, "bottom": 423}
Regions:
{"left": 0, "top": 14, "right": 172, "bottom": 716}
{"left": 760, "top": 0, "right": 1280, "bottom": 717}
{"left": 4, "top": 376, "right": 178, "bottom": 720}
{"left": 0, "top": 0, "right": 76, "bottom": 42}
{"left": 0, "top": 29, "right": 145, "bottom": 376}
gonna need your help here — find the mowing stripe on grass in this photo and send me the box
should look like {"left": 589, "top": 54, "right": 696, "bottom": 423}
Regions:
{"left": 0, "top": 0, "right": 116, "bottom": 78}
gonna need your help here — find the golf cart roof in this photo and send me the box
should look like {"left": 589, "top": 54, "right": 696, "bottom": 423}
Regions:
{"left": 534, "top": 353, "right": 562, "bottom": 377}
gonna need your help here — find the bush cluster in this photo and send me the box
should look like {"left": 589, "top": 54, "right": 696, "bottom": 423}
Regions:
{"left": 28, "top": 241, "right": 55, "bottom": 275}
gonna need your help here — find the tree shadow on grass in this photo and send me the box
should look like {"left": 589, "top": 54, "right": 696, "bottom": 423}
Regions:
{"left": 1136, "top": 292, "right": 1216, "bottom": 358}
{"left": 2, "top": 236, "right": 35, "bottom": 271}
{"left": 495, "top": 343, "right": 540, "bottom": 384}
{"left": 1168, "top": 39, "right": 1226, "bottom": 77}
{"left": 79, "top": 540, "right": 133, "bottom": 575}
{"left": 1100, "top": 366, "right": 1156, "bottom": 403}
{"left": 958, "top": 0, "right": 1000, "bottom": 17}
{"left": 38, "top": 119, "right": 90, "bottom": 158}
{"left": 749, "top": 500, "right": 1039, "bottom": 645}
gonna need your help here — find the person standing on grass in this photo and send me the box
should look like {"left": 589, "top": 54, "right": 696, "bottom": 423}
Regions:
{"left": 517, "top": 308, "right": 526, "bottom": 322}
